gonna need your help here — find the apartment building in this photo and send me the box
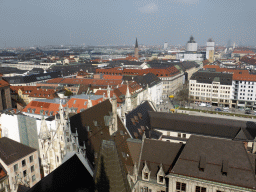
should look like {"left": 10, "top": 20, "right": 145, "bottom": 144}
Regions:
{"left": 231, "top": 70, "right": 256, "bottom": 109}
{"left": 202, "top": 65, "right": 256, "bottom": 109}
{"left": 0, "top": 137, "right": 40, "bottom": 191}
{"left": 96, "top": 66, "right": 184, "bottom": 99}
{"left": 189, "top": 71, "right": 233, "bottom": 107}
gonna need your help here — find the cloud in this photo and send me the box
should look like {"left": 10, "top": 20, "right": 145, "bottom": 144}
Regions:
{"left": 139, "top": 3, "right": 158, "bottom": 13}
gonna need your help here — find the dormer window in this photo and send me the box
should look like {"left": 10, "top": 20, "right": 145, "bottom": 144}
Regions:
{"left": 134, "top": 116, "right": 139, "bottom": 122}
{"left": 142, "top": 161, "right": 150, "bottom": 181}
{"left": 157, "top": 164, "right": 165, "bottom": 184}
{"left": 159, "top": 176, "right": 164, "bottom": 183}
{"left": 138, "top": 113, "right": 142, "bottom": 119}
{"left": 144, "top": 172, "right": 149, "bottom": 180}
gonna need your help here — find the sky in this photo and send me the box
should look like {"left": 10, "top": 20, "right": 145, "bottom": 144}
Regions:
{"left": 1, "top": 0, "right": 256, "bottom": 47}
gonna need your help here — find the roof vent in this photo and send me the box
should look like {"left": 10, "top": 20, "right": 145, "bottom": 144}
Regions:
{"left": 221, "top": 160, "right": 228, "bottom": 176}
{"left": 199, "top": 156, "right": 206, "bottom": 172}
{"left": 93, "top": 120, "right": 98, "bottom": 127}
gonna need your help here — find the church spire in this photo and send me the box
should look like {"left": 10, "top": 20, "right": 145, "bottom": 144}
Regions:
{"left": 107, "top": 84, "right": 111, "bottom": 98}
{"left": 135, "top": 37, "right": 138, "bottom": 48}
{"left": 134, "top": 37, "right": 139, "bottom": 59}
{"left": 39, "top": 116, "right": 50, "bottom": 140}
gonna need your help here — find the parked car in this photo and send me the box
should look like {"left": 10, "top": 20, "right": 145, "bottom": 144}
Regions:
{"left": 215, "top": 108, "right": 222, "bottom": 111}
{"left": 206, "top": 104, "right": 212, "bottom": 107}
{"left": 245, "top": 110, "right": 251, "bottom": 114}
{"left": 199, "top": 103, "right": 206, "bottom": 107}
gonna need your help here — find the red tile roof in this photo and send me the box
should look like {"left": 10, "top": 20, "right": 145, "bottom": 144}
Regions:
{"left": 23, "top": 101, "right": 60, "bottom": 116}
{"left": 10, "top": 86, "right": 58, "bottom": 99}
{"left": 23, "top": 96, "right": 104, "bottom": 116}
{"left": 204, "top": 65, "right": 256, "bottom": 81}
{"left": 94, "top": 90, "right": 122, "bottom": 103}
{"left": 96, "top": 66, "right": 180, "bottom": 77}
{"left": 103, "top": 75, "right": 123, "bottom": 80}
{"left": 76, "top": 71, "right": 90, "bottom": 76}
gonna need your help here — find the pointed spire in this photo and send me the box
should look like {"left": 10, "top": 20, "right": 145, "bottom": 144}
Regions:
{"left": 103, "top": 93, "right": 106, "bottom": 101}
{"left": 107, "top": 84, "right": 111, "bottom": 98}
{"left": 87, "top": 95, "right": 93, "bottom": 108}
{"left": 135, "top": 37, "right": 138, "bottom": 48}
{"left": 125, "top": 81, "right": 132, "bottom": 112}
{"left": 39, "top": 116, "right": 50, "bottom": 140}
{"left": 126, "top": 81, "right": 131, "bottom": 98}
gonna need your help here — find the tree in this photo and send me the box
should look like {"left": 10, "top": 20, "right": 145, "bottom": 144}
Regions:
{"left": 64, "top": 89, "right": 73, "bottom": 96}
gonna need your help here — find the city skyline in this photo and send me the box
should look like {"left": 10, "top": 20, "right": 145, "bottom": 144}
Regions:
{"left": 1, "top": 0, "right": 256, "bottom": 48}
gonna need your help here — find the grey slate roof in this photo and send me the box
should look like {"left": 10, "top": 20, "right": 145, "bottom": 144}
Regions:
{"left": 126, "top": 101, "right": 161, "bottom": 140}
{"left": 94, "top": 140, "right": 131, "bottom": 192}
{"left": 170, "top": 135, "right": 256, "bottom": 189}
{"left": 133, "top": 73, "right": 161, "bottom": 89}
{"left": 179, "top": 61, "right": 200, "bottom": 71}
{"left": 0, "top": 137, "right": 36, "bottom": 165}
{"left": 149, "top": 112, "right": 245, "bottom": 139}
{"left": 69, "top": 99, "right": 134, "bottom": 175}
{"left": 126, "top": 138, "right": 142, "bottom": 165}
{"left": 190, "top": 71, "right": 233, "bottom": 85}
{"left": 139, "top": 139, "right": 183, "bottom": 179}
{"left": 3, "top": 71, "right": 61, "bottom": 84}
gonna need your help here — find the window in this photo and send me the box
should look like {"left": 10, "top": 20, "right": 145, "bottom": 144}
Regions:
{"left": 159, "top": 176, "right": 164, "bottom": 183}
{"left": 32, "top": 175, "right": 36, "bottom": 182}
{"left": 14, "top": 164, "right": 18, "bottom": 172}
{"left": 176, "top": 182, "right": 186, "bottom": 192}
{"left": 29, "top": 155, "right": 33, "bottom": 163}
{"left": 31, "top": 165, "right": 34, "bottom": 172}
{"left": 178, "top": 133, "right": 181, "bottom": 138}
{"left": 22, "top": 159, "right": 26, "bottom": 167}
{"left": 23, "top": 170, "right": 27, "bottom": 177}
{"left": 182, "top": 134, "right": 186, "bottom": 138}
{"left": 144, "top": 172, "right": 149, "bottom": 179}
{"left": 196, "top": 186, "right": 206, "bottom": 192}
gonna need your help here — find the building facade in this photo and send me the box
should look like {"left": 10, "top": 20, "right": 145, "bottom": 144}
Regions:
{"left": 189, "top": 71, "right": 233, "bottom": 107}
{"left": 0, "top": 75, "right": 12, "bottom": 111}
{"left": 0, "top": 137, "right": 41, "bottom": 191}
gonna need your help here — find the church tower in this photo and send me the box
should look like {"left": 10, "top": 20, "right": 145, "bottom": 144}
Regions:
{"left": 134, "top": 38, "right": 139, "bottom": 59}
{"left": 206, "top": 38, "right": 215, "bottom": 63}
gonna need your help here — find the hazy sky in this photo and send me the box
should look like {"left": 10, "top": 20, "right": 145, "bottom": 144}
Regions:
{"left": 1, "top": 0, "right": 256, "bottom": 47}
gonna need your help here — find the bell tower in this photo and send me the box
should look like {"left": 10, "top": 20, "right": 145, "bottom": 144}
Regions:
{"left": 134, "top": 38, "right": 139, "bottom": 59}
